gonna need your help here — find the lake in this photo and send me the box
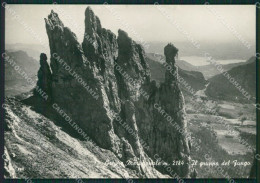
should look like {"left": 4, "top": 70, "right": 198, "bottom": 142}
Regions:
{"left": 180, "top": 56, "right": 246, "bottom": 66}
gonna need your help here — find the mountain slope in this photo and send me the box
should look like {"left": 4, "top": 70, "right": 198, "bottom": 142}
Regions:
{"left": 5, "top": 50, "right": 39, "bottom": 81}
{"left": 146, "top": 57, "right": 207, "bottom": 93}
{"left": 4, "top": 51, "right": 39, "bottom": 96}
{"left": 4, "top": 97, "right": 144, "bottom": 178}
{"left": 205, "top": 59, "right": 256, "bottom": 103}
{"left": 196, "top": 57, "right": 255, "bottom": 79}
{"left": 147, "top": 53, "right": 198, "bottom": 71}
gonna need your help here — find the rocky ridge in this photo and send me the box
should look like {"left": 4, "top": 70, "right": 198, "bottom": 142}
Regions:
{"left": 17, "top": 7, "right": 191, "bottom": 178}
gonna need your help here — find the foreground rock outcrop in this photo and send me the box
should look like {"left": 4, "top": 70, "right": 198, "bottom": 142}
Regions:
{"left": 23, "top": 7, "right": 190, "bottom": 178}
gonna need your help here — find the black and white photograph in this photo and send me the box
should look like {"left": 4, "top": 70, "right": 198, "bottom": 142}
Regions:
{"left": 1, "top": 1, "right": 259, "bottom": 181}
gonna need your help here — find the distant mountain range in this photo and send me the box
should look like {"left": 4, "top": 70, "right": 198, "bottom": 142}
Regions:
{"left": 7, "top": 41, "right": 255, "bottom": 67}
{"left": 147, "top": 53, "right": 254, "bottom": 79}
{"left": 6, "top": 43, "right": 254, "bottom": 80}
{"left": 145, "top": 41, "right": 255, "bottom": 60}
{"left": 6, "top": 43, "right": 49, "bottom": 60}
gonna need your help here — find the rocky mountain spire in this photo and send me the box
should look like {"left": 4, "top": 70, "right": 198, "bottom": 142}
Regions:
{"left": 164, "top": 43, "right": 179, "bottom": 85}
{"left": 82, "top": 7, "right": 118, "bottom": 65}
{"left": 33, "top": 53, "right": 52, "bottom": 100}
{"left": 164, "top": 43, "right": 178, "bottom": 64}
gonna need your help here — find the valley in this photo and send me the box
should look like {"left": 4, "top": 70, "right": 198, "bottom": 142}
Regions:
{"left": 185, "top": 94, "right": 255, "bottom": 178}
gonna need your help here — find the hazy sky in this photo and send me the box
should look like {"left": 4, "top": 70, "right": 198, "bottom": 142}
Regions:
{"left": 5, "top": 5, "right": 255, "bottom": 48}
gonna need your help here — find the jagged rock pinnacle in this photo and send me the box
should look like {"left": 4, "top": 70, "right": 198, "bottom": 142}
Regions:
{"left": 164, "top": 43, "right": 178, "bottom": 65}
{"left": 44, "top": 10, "right": 64, "bottom": 31}
{"left": 84, "top": 6, "right": 102, "bottom": 34}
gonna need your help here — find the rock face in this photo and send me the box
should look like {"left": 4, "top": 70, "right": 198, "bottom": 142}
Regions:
{"left": 31, "top": 7, "right": 190, "bottom": 178}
